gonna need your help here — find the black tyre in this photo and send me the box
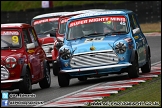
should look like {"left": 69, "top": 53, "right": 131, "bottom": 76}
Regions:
{"left": 128, "top": 54, "right": 139, "bottom": 78}
{"left": 141, "top": 55, "right": 151, "bottom": 73}
{"left": 19, "top": 68, "right": 32, "bottom": 93}
{"left": 58, "top": 73, "right": 70, "bottom": 87}
{"left": 78, "top": 76, "right": 87, "bottom": 81}
{"left": 53, "top": 61, "right": 60, "bottom": 76}
{"left": 39, "top": 62, "right": 51, "bottom": 88}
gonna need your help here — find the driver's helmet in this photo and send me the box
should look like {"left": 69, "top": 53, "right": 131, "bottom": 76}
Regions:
{"left": 82, "top": 23, "right": 95, "bottom": 35}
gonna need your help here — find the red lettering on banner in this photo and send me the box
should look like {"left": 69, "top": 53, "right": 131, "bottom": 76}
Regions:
{"left": 49, "top": 18, "right": 59, "bottom": 21}
{"left": 33, "top": 18, "right": 59, "bottom": 25}
{"left": 61, "top": 18, "right": 69, "bottom": 24}
{"left": 110, "top": 17, "right": 126, "bottom": 22}
{"left": 69, "top": 16, "right": 126, "bottom": 27}
{"left": 1, "top": 31, "right": 19, "bottom": 35}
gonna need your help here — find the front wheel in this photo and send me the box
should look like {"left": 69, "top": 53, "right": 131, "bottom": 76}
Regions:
{"left": 141, "top": 55, "right": 151, "bottom": 73}
{"left": 19, "top": 68, "right": 32, "bottom": 93}
{"left": 58, "top": 73, "right": 70, "bottom": 87}
{"left": 128, "top": 54, "right": 139, "bottom": 78}
{"left": 53, "top": 61, "right": 60, "bottom": 76}
{"left": 39, "top": 62, "right": 51, "bottom": 89}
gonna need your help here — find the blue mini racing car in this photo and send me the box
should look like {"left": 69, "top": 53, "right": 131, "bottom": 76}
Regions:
{"left": 56, "top": 9, "right": 151, "bottom": 87}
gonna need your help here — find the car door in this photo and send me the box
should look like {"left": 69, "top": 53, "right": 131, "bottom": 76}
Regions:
{"left": 129, "top": 14, "right": 146, "bottom": 65}
{"left": 23, "top": 29, "right": 39, "bottom": 82}
{"left": 27, "top": 28, "right": 44, "bottom": 81}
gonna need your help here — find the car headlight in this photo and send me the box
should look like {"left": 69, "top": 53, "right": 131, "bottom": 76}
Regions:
{"left": 115, "top": 42, "right": 126, "bottom": 54}
{"left": 59, "top": 48, "right": 72, "bottom": 60}
{"left": 5, "top": 57, "right": 17, "bottom": 68}
{"left": 55, "top": 41, "right": 63, "bottom": 50}
{"left": 1, "top": 65, "right": 10, "bottom": 80}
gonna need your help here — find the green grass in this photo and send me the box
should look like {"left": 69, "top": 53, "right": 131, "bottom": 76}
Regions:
{"left": 1, "top": 1, "right": 127, "bottom": 11}
{"left": 88, "top": 75, "right": 161, "bottom": 107}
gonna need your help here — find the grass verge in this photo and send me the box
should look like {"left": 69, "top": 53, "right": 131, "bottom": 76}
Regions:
{"left": 87, "top": 75, "right": 161, "bottom": 107}
{"left": 140, "top": 22, "right": 161, "bottom": 33}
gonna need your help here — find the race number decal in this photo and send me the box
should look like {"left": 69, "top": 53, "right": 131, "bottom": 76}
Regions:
{"left": 84, "top": 37, "right": 104, "bottom": 43}
{"left": 12, "top": 36, "right": 19, "bottom": 44}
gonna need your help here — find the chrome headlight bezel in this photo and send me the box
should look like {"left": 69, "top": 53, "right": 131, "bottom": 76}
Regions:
{"left": 59, "top": 48, "right": 72, "bottom": 60}
{"left": 115, "top": 42, "right": 127, "bottom": 54}
{"left": 5, "top": 57, "right": 17, "bottom": 68}
{"left": 1, "top": 65, "right": 10, "bottom": 80}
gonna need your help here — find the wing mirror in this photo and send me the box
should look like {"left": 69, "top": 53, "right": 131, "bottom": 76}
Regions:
{"left": 26, "top": 43, "right": 35, "bottom": 50}
{"left": 132, "top": 28, "right": 140, "bottom": 34}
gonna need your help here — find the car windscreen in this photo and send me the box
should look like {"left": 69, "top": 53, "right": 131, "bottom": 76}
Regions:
{"left": 32, "top": 17, "right": 59, "bottom": 35}
{"left": 58, "top": 17, "right": 70, "bottom": 35}
{"left": 67, "top": 15, "right": 128, "bottom": 40}
{"left": 1, "top": 30, "right": 22, "bottom": 49}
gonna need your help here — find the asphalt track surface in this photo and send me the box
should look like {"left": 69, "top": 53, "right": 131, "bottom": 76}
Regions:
{"left": 1, "top": 33, "right": 161, "bottom": 107}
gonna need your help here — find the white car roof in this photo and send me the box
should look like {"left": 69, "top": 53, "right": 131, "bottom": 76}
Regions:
{"left": 33, "top": 12, "right": 71, "bottom": 19}
{"left": 1, "top": 23, "right": 30, "bottom": 28}
{"left": 72, "top": 11, "right": 125, "bottom": 19}
{"left": 77, "top": 9, "right": 106, "bottom": 12}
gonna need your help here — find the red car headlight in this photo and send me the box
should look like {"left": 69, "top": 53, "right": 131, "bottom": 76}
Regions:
{"left": 5, "top": 57, "right": 17, "bottom": 68}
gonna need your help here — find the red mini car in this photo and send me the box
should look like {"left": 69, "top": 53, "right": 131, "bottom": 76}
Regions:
{"left": 31, "top": 12, "right": 71, "bottom": 62}
{"left": 1, "top": 23, "right": 51, "bottom": 93}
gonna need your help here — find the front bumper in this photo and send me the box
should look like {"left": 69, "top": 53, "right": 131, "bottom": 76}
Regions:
{"left": 1, "top": 65, "right": 23, "bottom": 83}
{"left": 1, "top": 78, "right": 23, "bottom": 83}
{"left": 60, "top": 63, "right": 132, "bottom": 73}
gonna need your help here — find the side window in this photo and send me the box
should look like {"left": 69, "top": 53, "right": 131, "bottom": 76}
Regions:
{"left": 129, "top": 14, "right": 135, "bottom": 30}
{"left": 132, "top": 14, "right": 139, "bottom": 29}
{"left": 28, "top": 28, "right": 38, "bottom": 47}
{"left": 22, "top": 29, "right": 32, "bottom": 44}
{"left": 129, "top": 14, "right": 139, "bottom": 30}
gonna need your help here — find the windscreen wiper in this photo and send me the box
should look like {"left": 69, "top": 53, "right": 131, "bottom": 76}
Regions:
{"left": 111, "top": 31, "right": 127, "bottom": 35}
{"left": 85, "top": 33, "right": 105, "bottom": 36}
{"left": 104, "top": 33, "right": 113, "bottom": 36}
{"left": 43, "top": 28, "right": 56, "bottom": 34}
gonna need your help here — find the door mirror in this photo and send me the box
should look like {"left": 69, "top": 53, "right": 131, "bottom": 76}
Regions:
{"left": 133, "top": 28, "right": 140, "bottom": 34}
{"left": 26, "top": 43, "right": 35, "bottom": 49}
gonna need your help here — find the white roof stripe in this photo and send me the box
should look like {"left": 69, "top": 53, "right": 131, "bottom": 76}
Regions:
{"left": 33, "top": 12, "right": 71, "bottom": 19}
{"left": 72, "top": 11, "right": 124, "bottom": 19}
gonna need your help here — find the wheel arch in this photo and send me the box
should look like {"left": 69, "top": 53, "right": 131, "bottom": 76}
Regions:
{"left": 20, "top": 64, "right": 31, "bottom": 77}
{"left": 130, "top": 49, "right": 138, "bottom": 63}
{"left": 43, "top": 59, "right": 50, "bottom": 75}
{"left": 146, "top": 45, "right": 151, "bottom": 58}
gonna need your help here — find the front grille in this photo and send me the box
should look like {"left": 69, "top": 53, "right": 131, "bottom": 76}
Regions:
{"left": 70, "top": 50, "right": 119, "bottom": 68}
{"left": 1, "top": 65, "right": 9, "bottom": 80}
{"left": 42, "top": 44, "right": 54, "bottom": 53}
